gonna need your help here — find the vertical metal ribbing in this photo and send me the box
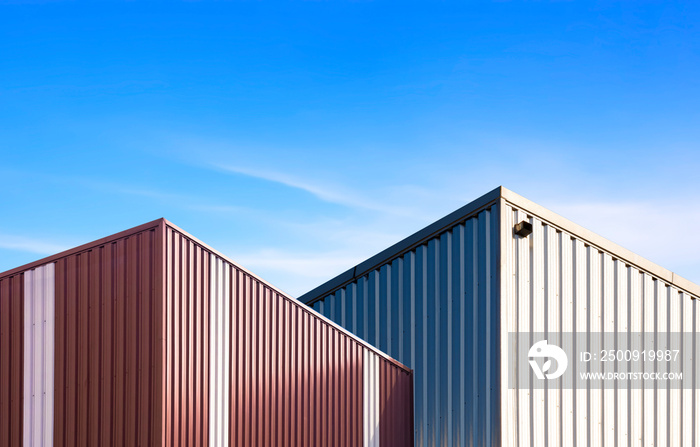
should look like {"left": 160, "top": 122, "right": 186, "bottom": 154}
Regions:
{"left": 615, "top": 260, "right": 629, "bottom": 447}
{"left": 669, "top": 288, "right": 681, "bottom": 446}
{"left": 630, "top": 269, "right": 643, "bottom": 446}
{"left": 694, "top": 296, "right": 700, "bottom": 447}
{"left": 643, "top": 274, "right": 655, "bottom": 446}
{"left": 656, "top": 280, "right": 669, "bottom": 446}
{"left": 681, "top": 292, "right": 693, "bottom": 446}
{"left": 300, "top": 204, "right": 499, "bottom": 447}
{"left": 531, "top": 218, "right": 545, "bottom": 447}
{"left": 560, "top": 230, "right": 574, "bottom": 447}
{"left": 363, "top": 349, "right": 380, "bottom": 447}
{"left": 588, "top": 249, "right": 602, "bottom": 446}
{"left": 23, "top": 263, "right": 55, "bottom": 447}
{"left": 602, "top": 253, "right": 616, "bottom": 447}
{"left": 208, "top": 255, "right": 230, "bottom": 447}
{"left": 501, "top": 202, "right": 699, "bottom": 447}
{"left": 516, "top": 209, "right": 531, "bottom": 447}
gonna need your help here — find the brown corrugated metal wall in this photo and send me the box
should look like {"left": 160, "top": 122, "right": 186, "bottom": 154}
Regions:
{"left": 0, "top": 274, "right": 24, "bottom": 447}
{"left": 163, "top": 224, "right": 383, "bottom": 447}
{"left": 53, "top": 226, "right": 161, "bottom": 447}
{"left": 163, "top": 225, "right": 210, "bottom": 447}
{"left": 379, "top": 356, "right": 414, "bottom": 447}
{"left": 0, "top": 218, "right": 413, "bottom": 446}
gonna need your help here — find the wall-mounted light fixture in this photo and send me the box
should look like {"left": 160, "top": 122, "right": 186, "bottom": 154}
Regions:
{"left": 514, "top": 221, "right": 533, "bottom": 237}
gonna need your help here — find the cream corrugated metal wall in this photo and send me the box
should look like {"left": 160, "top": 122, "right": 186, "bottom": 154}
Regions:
{"left": 501, "top": 199, "right": 700, "bottom": 447}
{"left": 312, "top": 205, "right": 500, "bottom": 447}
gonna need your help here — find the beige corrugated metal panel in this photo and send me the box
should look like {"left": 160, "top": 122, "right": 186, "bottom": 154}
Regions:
{"left": 682, "top": 292, "right": 694, "bottom": 447}
{"left": 502, "top": 200, "right": 699, "bottom": 447}
{"left": 500, "top": 187, "right": 700, "bottom": 299}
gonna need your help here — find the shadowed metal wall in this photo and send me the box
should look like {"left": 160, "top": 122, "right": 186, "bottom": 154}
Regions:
{"left": 309, "top": 204, "right": 501, "bottom": 447}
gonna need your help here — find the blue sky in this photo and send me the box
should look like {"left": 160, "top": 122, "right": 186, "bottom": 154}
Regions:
{"left": 1, "top": 1, "right": 698, "bottom": 296}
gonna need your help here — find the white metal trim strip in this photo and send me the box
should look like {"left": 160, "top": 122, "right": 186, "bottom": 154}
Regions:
{"left": 23, "top": 263, "right": 55, "bottom": 447}
{"left": 209, "top": 255, "right": 231, "bottom": 447}
{"left": 364, "top": 350, "right": 380, "bottom": 447}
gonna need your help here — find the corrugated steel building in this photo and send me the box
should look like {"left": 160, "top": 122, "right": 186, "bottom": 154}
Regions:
{"left": 0, "top": 218, "right": 414, "bottom": 447}
{"left": 300, "top": 186, "right": 700, "bottom": 447}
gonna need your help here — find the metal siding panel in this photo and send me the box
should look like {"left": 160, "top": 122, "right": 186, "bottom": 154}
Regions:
{"left": 1, "top": 275, "right": 24, "bottom": 447}
{"left": 531, "top": 220, "right": 545, "bottom": 447}
{"left": 587, "top": 246, "right": 605, "bottom": 445}
{"left": 357, "top": 275, "right": 366, "bottom": 341}
{"left": 22, "top": 227, "right": 160, "bottom": 447}
{"left": 630, "top": 269, "right": 643, "bottom": 447}
{"left": 589, "top": 248, "right": 602, "bottom": 447}
{"left": 681, "top": 292, "right": 693, "bottom": 447}
{"left": 87, "top": 250, "right": 99, "bottom": 447}
{"left": 616, "top": 260, "right": 629, "bottom": 447}
{"left": 669, "top": 287, "right": 681, "bottom": 447}
{"left": 157, "top": 225, "right": 411, "bottom": 447}
{"left": 574, "top": 238, "right": 588, "bottom": 447}
{"left": 3, "top": 223, "right": 164, "bottom": 446}
{"left": 602, "top": 253, "right": 616, "bottom": 447}
{"left": 2, "top": 219, "right": 412, "bottom": 447}
{"left": 302, "top": 204, "right": 497, "bottom": 447}
{"left": 500, "top": 202, "right": 700, "bottom": 447}
{"left": 23, "top": 269, "right": 34, "bottom": 447}
{"left": 516, "top": 209, "right": 531, "bottom": 447}
{"left": 426, "top": 238, "right": 437, "bottom": 447}
{"left": 392, "top": 258, "right": 402, "bottom": 364}
{"left": 560, "top": 229, "right": 575, "bottom": 447}
{"left": 438, "top": 232, "right": 449, "bottom": 447}
{"left": 379, "top": 355, "right": 414, "bottom": 447}
{"left": 657, "top": 281, "right": 669, "bottom": 447}
{"left": 600, "top": 253, "right": 619, "bottom": 446}
{"left": 22, "top": 264, "right": 55, "bottom": 447}
{"left": 501, "top": 207, "right": 517, "bottom": 447}
{"left": 54, "top": 260, "right": 66, "bottom": 446}
{"left": 64, "top": 254, "right": 78, "bottom": 446}
{"left": 545, "top": 225, "right": 561, "bottom": 447}
{"left": 691, "top": 298, "right": 700, "bottom": 446}
{"left": 449, "top": 227, "right": 462, "bottom": 447}
{"left": 489, "top": 206, "right": 500, "bottom": 447}
{"left": 643, "top": 274, "right": 654, "bottom": 447}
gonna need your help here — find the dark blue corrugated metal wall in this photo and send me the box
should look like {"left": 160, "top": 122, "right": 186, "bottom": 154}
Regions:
{"left": 310, "top": 203, "right": 500, "bottom": 447}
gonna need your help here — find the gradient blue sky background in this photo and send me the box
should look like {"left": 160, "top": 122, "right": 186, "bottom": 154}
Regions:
{"left": 1, "top": 1, "right": 698, "bottom": 296}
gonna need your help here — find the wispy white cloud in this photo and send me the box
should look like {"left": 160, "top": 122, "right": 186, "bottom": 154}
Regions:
{"left": 0, "top": 234, "right": 69, "bottom": 255}
{"left": 212, "top": 163, "right": 417, "bottom": 216}
{"left": 215, "top": 164, "right": 343, "bottom": 203}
